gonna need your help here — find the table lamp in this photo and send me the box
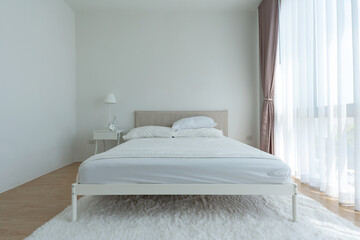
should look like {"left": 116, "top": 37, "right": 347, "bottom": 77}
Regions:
{"left": 104, "top": 93, "right": 116, "bottom": 130}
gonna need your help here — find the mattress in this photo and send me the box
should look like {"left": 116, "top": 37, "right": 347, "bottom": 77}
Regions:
{"left": 78, "top": 137, "right": 292, "bottom": 184}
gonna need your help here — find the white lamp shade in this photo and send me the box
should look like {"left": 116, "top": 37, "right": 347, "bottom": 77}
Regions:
{"left": 104, "top": 93, "right": 116, "bottom": 104}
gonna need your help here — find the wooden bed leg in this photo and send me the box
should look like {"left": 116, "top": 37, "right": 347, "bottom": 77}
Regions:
{"left": 72, "top": 184, "right": 77, "bottom": 222}
{"left": 292, "top": 193, "right": 298, "bottom": 222}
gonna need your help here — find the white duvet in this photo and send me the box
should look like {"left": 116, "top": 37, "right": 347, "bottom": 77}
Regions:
{"left": 78, "top": 137, "right": 291, "bottom": 184}
{"left": 81, "top": 137, "right": 279, "bottom": 163}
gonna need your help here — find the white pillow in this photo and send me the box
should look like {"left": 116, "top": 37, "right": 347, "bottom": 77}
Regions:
{"left": 123, "top": 126, "right": 174, "bottom": 140}
{"left": 174, "top": 128, "right": 223, "bottom": 138}
{"left": 172, "top": 116, "right": 217, "bottom": 130}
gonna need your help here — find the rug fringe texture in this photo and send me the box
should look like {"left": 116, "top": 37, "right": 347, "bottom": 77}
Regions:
{"left": 26, "top": 194, "right": 360, "bottom": 240}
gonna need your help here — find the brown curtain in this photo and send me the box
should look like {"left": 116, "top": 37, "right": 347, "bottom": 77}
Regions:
{"left": 258, "top": 0, "right": 279, "bottom": 154}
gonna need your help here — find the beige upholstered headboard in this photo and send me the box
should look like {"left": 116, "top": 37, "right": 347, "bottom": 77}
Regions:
{"left": 134, "top": 110, "right": 228, "bottom": 137}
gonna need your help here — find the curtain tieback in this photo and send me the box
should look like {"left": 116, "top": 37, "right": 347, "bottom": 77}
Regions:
{"left": 264, "top": 98, "right": 273, "bottom": 101}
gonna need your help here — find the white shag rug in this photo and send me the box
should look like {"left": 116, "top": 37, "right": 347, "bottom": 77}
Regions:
{"left": 26, "top": 194, "right": 360, "bottom": 240}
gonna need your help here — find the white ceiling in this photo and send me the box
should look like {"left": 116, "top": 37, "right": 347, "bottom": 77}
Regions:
{"left": 65, "top": 0, "right": 261, "bottom": 12}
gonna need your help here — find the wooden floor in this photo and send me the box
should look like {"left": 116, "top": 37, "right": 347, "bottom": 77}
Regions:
{"left": 294, "top": 179, "right": 360, "bottom": 227}
{"left": 0, "top": 163, "right": 359, "bottom": 239}
{"left": 0, "top": 163, "right": 79, "bottom": 240}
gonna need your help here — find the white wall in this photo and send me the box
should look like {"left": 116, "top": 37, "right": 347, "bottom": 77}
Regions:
{"left": 75, "top": 9, "right": 260, "bottom": 162}
{"left": 0, "top": 0, "right": 76, "bottom": 193}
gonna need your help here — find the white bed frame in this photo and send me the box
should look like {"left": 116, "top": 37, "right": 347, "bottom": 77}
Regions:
{"left": 71, "top": 111, "right": 298, "bottom": 222}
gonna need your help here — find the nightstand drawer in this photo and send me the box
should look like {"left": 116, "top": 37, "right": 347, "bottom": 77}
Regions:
{"left": 93, "top": 131, "right": 118, "bottom": 140}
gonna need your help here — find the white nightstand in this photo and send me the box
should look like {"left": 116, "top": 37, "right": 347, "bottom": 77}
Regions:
{"left": 93, "top": 130, "right": 124, "bottom": 154}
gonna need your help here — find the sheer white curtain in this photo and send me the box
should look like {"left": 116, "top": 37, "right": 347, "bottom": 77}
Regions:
{"left": 275, "top": 0, "right": 360, "bottom": 209}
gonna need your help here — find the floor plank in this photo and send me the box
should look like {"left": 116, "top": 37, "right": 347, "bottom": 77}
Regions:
{"left": 0, "top": 163, "right": 359, "bottom": 239}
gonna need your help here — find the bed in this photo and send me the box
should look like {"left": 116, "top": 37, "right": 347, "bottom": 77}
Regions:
{"left": 71, "top": 110, "right": 298, "bottom": 222}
